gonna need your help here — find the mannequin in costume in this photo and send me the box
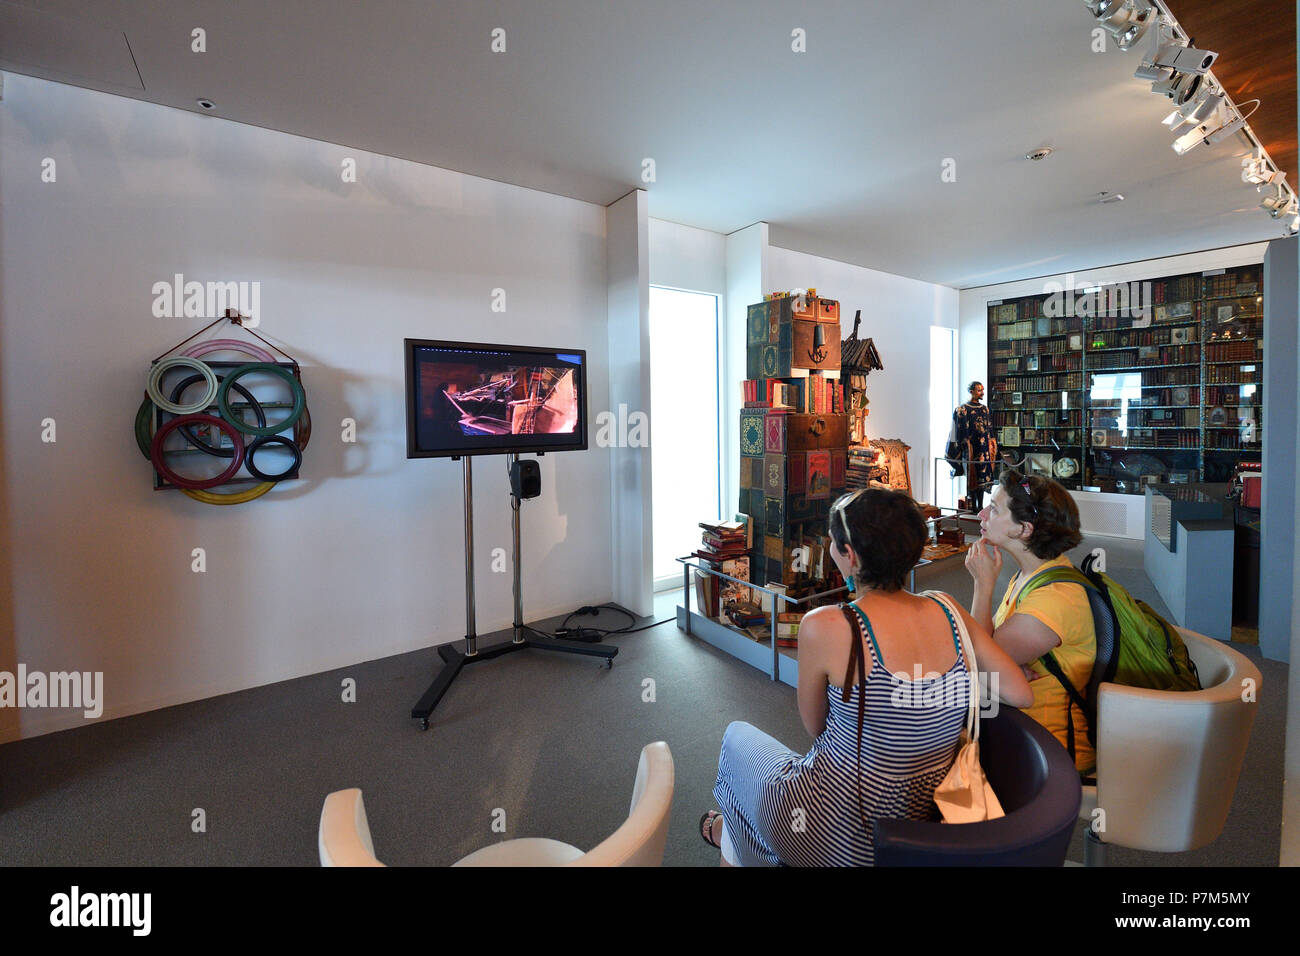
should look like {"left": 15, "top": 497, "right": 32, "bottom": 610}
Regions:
{"left": 952, "top": 381, "right": 997, "bottom": 511}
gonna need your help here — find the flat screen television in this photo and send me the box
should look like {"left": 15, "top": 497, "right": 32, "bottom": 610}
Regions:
{"left": 404, "top": 338, "right": 588, "bottom": 458}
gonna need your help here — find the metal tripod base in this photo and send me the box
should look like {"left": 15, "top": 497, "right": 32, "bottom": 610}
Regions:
{"left": 411, "top": 633, "right": 618, "bottom": 730}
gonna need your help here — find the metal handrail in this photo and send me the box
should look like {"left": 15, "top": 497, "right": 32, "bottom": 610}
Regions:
{"left": 676, "top": 555, "right": 848, "bottom": 678}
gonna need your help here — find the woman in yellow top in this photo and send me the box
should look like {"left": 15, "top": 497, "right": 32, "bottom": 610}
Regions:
{"left": 965, "top": 469, "right": 1095, "bottom": 775}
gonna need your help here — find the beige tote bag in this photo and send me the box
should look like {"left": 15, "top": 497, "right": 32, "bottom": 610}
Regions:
{"left": 929, "top": 592, "right": 1005, "bottom": 823}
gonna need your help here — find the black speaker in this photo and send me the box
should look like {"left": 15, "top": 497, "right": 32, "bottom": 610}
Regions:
{"left": 510, "top": 459, "right": 541, "bottom": 499}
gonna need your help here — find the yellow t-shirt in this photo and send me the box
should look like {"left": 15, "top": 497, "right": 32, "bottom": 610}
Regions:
{"left": 994, "top": 555, "right": 1096, "bottom": 775}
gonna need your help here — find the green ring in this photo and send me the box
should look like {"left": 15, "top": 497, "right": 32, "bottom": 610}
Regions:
{"left": 216, "top": 363, "right": 306, "bottom": 437}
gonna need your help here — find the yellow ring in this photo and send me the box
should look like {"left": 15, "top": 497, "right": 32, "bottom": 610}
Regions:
{"left": 182, "top": 482, "right": 275, "bottom": 506}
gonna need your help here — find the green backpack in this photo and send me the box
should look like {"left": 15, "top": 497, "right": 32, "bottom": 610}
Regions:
{"left": 1016, "top": 553, "right": 1201, "bottom": 769}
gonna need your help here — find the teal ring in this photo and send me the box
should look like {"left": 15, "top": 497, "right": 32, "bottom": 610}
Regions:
{"left": 216, "top": 363, "right": 306, "bottom": 437}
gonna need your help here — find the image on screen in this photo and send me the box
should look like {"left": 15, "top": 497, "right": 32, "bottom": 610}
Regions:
{"left": 407, "top": 342, "right": 586, "bottom": 457}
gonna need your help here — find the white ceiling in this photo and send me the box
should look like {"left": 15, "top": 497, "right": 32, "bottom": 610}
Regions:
{"left": 1, "top": 0, "right": 1289, "bottom": 288}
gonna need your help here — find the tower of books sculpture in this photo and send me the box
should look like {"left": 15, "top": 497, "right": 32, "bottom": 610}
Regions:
{"left": 738, "top": 291, "right": 849, "bottom": 595}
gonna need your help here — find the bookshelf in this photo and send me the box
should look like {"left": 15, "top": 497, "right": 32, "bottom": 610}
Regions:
{"left": 986, "top": 264, "right": 1263, "bottom": 495}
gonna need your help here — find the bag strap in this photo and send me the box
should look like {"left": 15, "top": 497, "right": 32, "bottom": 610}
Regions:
{"left": 1014, "top": 565, "right": 1097, "bottom": 758}
{"left": 839, "top": 604, "right": 870, "bottom": 830}
{"left": 925, "top": 591, "right": 979, "bottom": 742}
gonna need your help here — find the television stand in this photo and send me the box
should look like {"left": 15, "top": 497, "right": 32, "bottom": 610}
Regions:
{"left": 411, "top": 454, "right": 617, "bottom": 729}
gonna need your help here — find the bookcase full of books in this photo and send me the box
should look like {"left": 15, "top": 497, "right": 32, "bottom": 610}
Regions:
{"left": 987, "top": 264, "right": 1264, "bottom": 495}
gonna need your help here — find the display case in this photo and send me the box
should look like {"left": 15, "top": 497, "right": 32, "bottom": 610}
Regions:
{"left": 986, "top": 264, "right": 1263, "bottom": 495}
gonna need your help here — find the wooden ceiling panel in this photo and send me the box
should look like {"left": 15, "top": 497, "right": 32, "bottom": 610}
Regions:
{"left": 1172, "top": 0, "right": 1297, "bottom": 186}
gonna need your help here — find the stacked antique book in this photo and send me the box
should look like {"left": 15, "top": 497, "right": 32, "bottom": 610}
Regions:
{"left": 693, "top": 519, "right": 751, "bottom": 618}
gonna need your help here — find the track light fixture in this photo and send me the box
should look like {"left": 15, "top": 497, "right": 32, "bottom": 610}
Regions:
{"left": 1081, "top": 0, "right": 1292, "bottom": 235}
{"left": 1163, "top": 86, "right": 1225, "bottom": 134}
{"left": 1242, "top": 150, "right": 1280, "bottom": 186}
{"left": 1152, "top": 69, "right": 1205, "bottom": 106}
{"left": 1260, "top": 182, "right": 1291, "bottom": 216}
{"left": 1089, "top": 0, "right": 1157, "bottom": 50}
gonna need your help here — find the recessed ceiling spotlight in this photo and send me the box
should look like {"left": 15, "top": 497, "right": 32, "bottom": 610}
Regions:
{"left": 1026, "top": 147, "right": 1054, "bottom": 161}
{"left": 196, "top": 98, "right": 216, "bottom": 112}
{"left": 1096, "top": 191, "right": 1125, "bottom": 204}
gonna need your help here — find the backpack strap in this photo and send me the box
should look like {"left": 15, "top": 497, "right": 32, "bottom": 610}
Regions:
{"left": 1014, "top": 565, "right": 1101, "bottom": 762}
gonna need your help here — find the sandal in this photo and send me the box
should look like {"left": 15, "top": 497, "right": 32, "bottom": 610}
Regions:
{"left": 699, "top": 810, "right": 723, "bottom": 848}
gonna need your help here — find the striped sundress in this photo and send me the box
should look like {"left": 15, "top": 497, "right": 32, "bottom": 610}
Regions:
{"left": 712, "top": 596, "right": 970, "bottom": 866}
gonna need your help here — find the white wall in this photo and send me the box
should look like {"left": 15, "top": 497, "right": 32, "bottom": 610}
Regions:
{"left": 606, "top": 191, "right": 653, "bottom": 617}
{"left": 0, "top": 74, "right": 613, "bottom": 741}
{"left": 649, "top": 218, "right": 727, "bottom": 297}
{"left": 724, "top": 224, "right": 769, "bottom": 524}
{"left": 766, "top": 246, "right": 960, "bottom": 502}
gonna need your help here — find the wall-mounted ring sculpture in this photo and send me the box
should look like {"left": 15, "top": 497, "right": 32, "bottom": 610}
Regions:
{"left": 139, "top": 326, "right": 308, "bottom": 505}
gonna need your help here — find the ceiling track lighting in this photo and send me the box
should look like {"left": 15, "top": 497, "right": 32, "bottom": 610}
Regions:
{"left": 1080, "top": 0, "right": 1294, "bottom": 236}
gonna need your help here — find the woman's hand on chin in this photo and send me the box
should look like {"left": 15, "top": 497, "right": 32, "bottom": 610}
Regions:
{"left": 964, "top": 537, "right": 1002, "bottom": 590}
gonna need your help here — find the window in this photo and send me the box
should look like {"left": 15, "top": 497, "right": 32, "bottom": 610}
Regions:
{"left": 649, "top": 287, "right": 721, "bottom": 588}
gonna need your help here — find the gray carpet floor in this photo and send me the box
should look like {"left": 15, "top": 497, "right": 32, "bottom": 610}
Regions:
{"left": 0, "top": 534, "right": 1286, "bottom": 866}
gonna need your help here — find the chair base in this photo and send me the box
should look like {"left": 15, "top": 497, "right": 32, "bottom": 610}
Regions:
{"left": 1084, "top": 827, "right": 1108, "bottom": 867}
{"left": 453, "top": 837, "right": 585, "bottom": 867}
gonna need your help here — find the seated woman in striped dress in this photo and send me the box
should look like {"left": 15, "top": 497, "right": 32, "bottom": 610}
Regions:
{"left": 702, "top": 488, "right": 1032, "bottom": 866}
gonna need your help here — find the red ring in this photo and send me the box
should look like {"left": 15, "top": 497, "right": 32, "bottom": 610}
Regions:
{"left": 151, "top": 414, "right": 246, "bottom": 490}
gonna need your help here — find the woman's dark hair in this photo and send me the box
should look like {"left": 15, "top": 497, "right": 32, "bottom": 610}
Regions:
{"left": 968, "top": 380, "right": 983, "bottom": 394}
{"left": 998, "top": 468, "right": 1082, "bottom": 559}
{"left": 828, "top": 488, "right": 927, "bottom": 592}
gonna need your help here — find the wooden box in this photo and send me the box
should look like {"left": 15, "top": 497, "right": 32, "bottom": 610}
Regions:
{"left": 792, "top": 319, "right": 842, "bottom": 371}
{"left": 768, "top": 412, "right": 848, "bottom": 452}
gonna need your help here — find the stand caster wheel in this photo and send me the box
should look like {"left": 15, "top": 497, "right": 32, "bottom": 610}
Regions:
{"left": 420, "top": 719, "right": 430, "bottom": 731}
{"left": 605, "top": 658, "right": 614, "bottom": 670}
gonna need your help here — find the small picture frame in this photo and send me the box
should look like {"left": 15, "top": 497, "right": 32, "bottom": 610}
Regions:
{"left": 1091, "top": 429, "right": 1109, "bottom": 447}
{"left": 1023, "top": 428, "right": 1037, "bottom": 442}
{"left": 1138, "top": 345, "right": 1159, "bottom": 362}
{"left": 1209, "top": 406, "right": 1228, "bottom": 426}
{"left": 1069, "top": 333, "right": 1083, "bottom": 351}
{"left": 1000, "top": 426, "right": 1020, "bottom": 447}
{"left": 1027, "top": 452, "right": 1053, "bottom": 476}
{"left": 1217, "top": 305, "right": 1234, "bottom": 322}
{"left": 1012, "top": 391, "right": 1023, "bottom": 405}
{"left": 1171, "top": 327, "right": 1191, "bottom": 345}
{"left": 1026, "top": 355, "right": 1040, "bottom": 372}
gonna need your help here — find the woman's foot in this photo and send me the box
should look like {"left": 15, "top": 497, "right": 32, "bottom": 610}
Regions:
{"left": 699, "top": 810, "right": 723, "bottom": 848}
